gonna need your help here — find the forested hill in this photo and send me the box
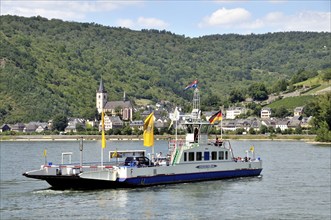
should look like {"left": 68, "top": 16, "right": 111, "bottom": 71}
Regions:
{"left": 1, "top": 15, "right": 330, "bottom": 123}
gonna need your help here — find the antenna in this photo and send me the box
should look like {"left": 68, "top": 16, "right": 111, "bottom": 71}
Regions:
{"left": 191, "top": 88, "right": 200, "bottom": 120}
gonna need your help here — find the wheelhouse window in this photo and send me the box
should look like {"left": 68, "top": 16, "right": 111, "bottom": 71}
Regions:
{"left": 196, "top": 152, "right": 202, "bottom": 161}
{"left": 189, "top": 152, "right": 195, "bottom": 161}
{"left": 184, "top": 152, "right": 187, "bottom": 162}
{"left": 204, "top": 152, "right": 210, "bottom": 161}
{"left": 212, "top": 151, "right": 217, "bottom": 160}
{"left": 219, "top": 151, "right": 224, "bottom": 160}
{"left": 225, "top": 151, "right": 228, "bottom": 160}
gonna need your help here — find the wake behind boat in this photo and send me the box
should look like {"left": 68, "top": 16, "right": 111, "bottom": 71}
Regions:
{"left": 23, "top": 87, "right": 262, "bottom": 189}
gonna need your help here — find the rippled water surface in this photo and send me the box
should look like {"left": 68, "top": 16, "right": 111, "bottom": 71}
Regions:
{"left": 1, "top": 140, "right": 330, "bottom": 219}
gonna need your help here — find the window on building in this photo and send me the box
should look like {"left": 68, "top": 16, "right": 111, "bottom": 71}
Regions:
{"left": 196, "top": 152, "right": 202, "bottom": 161}
{"left": 189, "top": 152, "right": 195, "bottom": 161}
{"left": 211, "top": 151, "right": 217, "bottom": 160}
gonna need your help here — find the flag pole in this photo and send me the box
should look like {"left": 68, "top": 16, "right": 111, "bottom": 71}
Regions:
{"left": 101, "top": 143, "right": 103, "bottom": 168}
{"left": 44, "top": 148, "right": 47, "bottom": 165}
{"left": 101, "top": 109, "right": 106, "bottom": 169}
{"left": 221, "top": 106, "right": 223, "bottom": 140}
{"left": 221, "top": 118, "right": 223, "bottom": 140}
{"left": 175, "top": 119, "right": 178, "bottom": 144}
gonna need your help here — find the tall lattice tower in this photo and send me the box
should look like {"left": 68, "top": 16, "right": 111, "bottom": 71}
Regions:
{"left": 191, "top": 88, "right": 200, "bottom": 120}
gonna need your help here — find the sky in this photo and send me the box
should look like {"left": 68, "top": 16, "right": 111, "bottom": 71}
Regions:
{"left": 1, "top": 0, "right": 330, "bottom": 37}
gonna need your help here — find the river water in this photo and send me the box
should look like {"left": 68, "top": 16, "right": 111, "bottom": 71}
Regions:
{"left": 0, "top": 140, "right": 330, "bottom": 219}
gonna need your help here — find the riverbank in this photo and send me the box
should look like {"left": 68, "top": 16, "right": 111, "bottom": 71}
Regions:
{"left": 0, "top": 134, "right": 320, "bottom": 142}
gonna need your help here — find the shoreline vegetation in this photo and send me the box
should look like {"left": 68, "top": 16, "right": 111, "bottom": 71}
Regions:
{"left": 1, "top": 134, "right": 329, "bottom": 145}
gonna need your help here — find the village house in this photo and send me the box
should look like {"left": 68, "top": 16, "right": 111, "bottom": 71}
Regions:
{"left": 11, "top": 123, "right": 25, "bottom": 132}
{"left": 261, "top": 107, "right": 272, "bottom": 119}
{"left": 226, "top": 107, "right": 245, "bottom": 119}
{"left": 294, "top": 107, "right": 304, "bottom": 117}
{"left": 301, "top": 116, "right": 313, "bottom": 129}
{"left": 35, "top": 124, "right": 49, "bottom": 133}
{"left": 221, "top": 120, "right": 237, "bottom": 131}
{"left": 0, "top": 124, "right": 11, "bottom": 132}
{"left": 275, "top": 120, "right": 289, "bottom": 131}
{"left": 65, "top": 118, "right": 85, "bottom": 133}
{"left": 24, "top": 123, "right": 39, "bottom": 133}
{"left": 261, "top": 118, "right": 277, "bottom": 129}
{"left": 100, "top": 115, "right": 123, "bottom": 131}
{"left": 130, "top": 120, "right": 144, "bottom": 131}
{"left": 287, "top": 116, "right": 302, "bottom": 130}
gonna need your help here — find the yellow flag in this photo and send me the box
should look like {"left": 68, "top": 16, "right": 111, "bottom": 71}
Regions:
{"left": 43, "top": 148, "right": 47, "bottom": 157}
{"left": 101, "top": 110, "right": 106, "bottom": 149}
{"left": 111, "top": 150, "right": 118, "bottom": 158}
{"left": 250, "top": 146, "right": 254, "bottom": 152}
{"left": 143, "top": 112, "right": 154, "bottom": 147}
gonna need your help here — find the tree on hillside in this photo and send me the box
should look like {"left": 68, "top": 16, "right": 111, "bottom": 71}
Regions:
{"left": 270, "top": 79, "right": 288, "bottom": 93}
{"left": 229, "top": 89, "right": 245, "bottom": 103}
{"left": 248, "top": 83, "right": 269, "bottom": 101}
{"left": 52, "top": 114, "right": 68, "bottom": 131}
{"left": 321, "top": 68, "right": 331, "bottom": 81}
{"left": 272, "top": 106, "right": 291, "bottom": 118}
{"left": 308, "top": 93, "right": 331, "bottom": 142}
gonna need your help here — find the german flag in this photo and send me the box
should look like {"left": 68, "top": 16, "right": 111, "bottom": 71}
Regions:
{"left": 209, "top": 110, "right": 222, "bottom": 124}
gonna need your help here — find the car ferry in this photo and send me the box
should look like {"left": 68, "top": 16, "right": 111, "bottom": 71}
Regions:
{"left": 23, "top": 88, "right": 262, "bottom": 189}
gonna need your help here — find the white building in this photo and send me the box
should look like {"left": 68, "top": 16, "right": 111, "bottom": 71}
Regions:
{"left": 100, "top": 115, "right": 123, "bottom": 131}
{"left": 96, "top": 79, "right": 133, "bottom": 121}
{"left": 226, "top": 107, "right": 245, "bottom": 119}
{"left": 261, "top": 108, "right": 272, "bottom": 119}
{"left": 275, "top": 120, "right": 289, "bottom": 131}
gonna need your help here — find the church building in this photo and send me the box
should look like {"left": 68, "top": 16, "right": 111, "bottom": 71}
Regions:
{"left": 96, "top": 79, "right": 133, "bottom": 121}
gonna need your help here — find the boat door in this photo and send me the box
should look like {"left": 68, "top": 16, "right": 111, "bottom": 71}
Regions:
{"left": 204, "top": 152, "right": 210, "bottom": 160}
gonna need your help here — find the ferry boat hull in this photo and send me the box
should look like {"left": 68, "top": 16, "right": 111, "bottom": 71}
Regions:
{"left": 23, "top": 160, "right": 262, "bottom": 189}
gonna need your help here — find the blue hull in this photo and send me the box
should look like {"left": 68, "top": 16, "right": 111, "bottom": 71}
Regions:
{"left": 25, "top": 168, "right": 262, "bottom": 189}
{"left": 124, "top": 169, "right": 263, "bottom": 186}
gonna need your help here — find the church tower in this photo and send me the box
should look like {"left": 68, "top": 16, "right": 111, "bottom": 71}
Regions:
{"left": 96, "top": 79, "right": 107, "bottom": 114}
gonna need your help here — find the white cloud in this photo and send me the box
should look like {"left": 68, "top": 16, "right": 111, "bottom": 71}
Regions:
{"left": 117, "top": 17, "right": 169, "bottom": 30}
{"left": 199, "top": 7, "right": 251, "bottom": 27}
{"left": 199, "top": 7, "right": 331, "bottom": 33}
{"left": 117, "top": 19, "right": 135, "bottom": 28}
{"left": 278, "top": 11, "right": 331, "bottom": 32}
{"left": 1, "top": 1, "right": 138, "bottom": 21}
{"left": 137, "top": 17, "right": 169, "bottom": 28}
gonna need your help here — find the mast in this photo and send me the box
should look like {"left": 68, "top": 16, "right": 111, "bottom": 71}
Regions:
{"left": 101, "top": 110, "right": 106, "bottom": 168}
{"left": 191, "top": 88, "right": 200, "bottom": 121}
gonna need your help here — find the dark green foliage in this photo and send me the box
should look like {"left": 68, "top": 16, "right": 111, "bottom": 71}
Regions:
{"left": 248, "top": 83, "right": 269, "bottom": 101}
{"left": 229, "top": 89, "right": 245, "bottom": 103}
{"left": 0, "top": 15, "right": 330, "bottom": 123}
{"left": 270, "top": 79, "right": 288, "bottom": 93}
{"left": 272, "top": 106, "right": 291, "bottom": 118}
{"left": 304, "top": 93, "right": 331, "bottom": 142}
{"left": 321, "top": 68, "right": 331, "bottom": 81}
{"left": 290, "top": 69, "right": 319, "bottom": 84}
{"left": 52, "top": 114, "right": 68, "bottom": 131}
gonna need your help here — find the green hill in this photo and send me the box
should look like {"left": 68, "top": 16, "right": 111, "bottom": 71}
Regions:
{"left": 267, "top": 95, "right": 315, "bottom": 110}
{"left": 1, "top": 15, "right": 330, "bottom": 123}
